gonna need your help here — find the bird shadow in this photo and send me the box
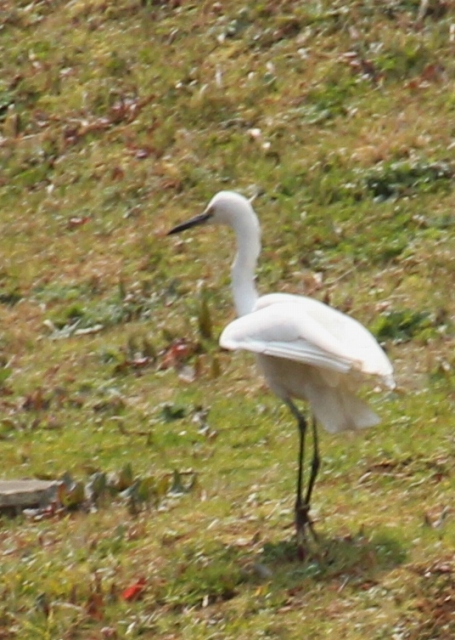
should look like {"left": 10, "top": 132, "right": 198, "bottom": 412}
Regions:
{"left": 239, "top": 527, "right": 407, "bottom": 591}
{"left": 161, "top": 527, "right": 407, "bottom": 611}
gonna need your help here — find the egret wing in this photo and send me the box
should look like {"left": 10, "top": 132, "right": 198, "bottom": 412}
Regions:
{"left": 220, "top": 303, "right": 358, "bottom": 374}
{"left": 220, "top": 297, "right": 394, "bottom": 386}
{"left": 254, "top": 294, "right": 394, "bottom": 384}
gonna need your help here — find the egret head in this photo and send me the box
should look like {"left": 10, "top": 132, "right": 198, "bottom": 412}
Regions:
{"left": 168, "top": 190, "right": 262, "bottom": 316}
{"left": 168, "top": 191, "right": 259, "bottom": 236}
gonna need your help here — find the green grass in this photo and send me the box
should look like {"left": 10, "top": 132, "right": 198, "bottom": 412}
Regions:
{"left": 1, "top": 0, "right": 455, "bottom": 637}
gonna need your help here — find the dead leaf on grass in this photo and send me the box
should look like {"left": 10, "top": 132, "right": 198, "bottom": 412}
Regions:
{"left": 121, "top": 577, "right": 146, "bottom": 602}
{"left": 22, "top": 388, "right": 51, "bottom": 411}
{"left": 86, "top": 591, "right": 104, "bottom": 620}
{"left": 58, "top": 472, "right": 85, "bottom": 509}
{"left": 159, "top": 338, "right": 198, "bottom": 370}
{"left": 67, "top": 215, "right": 91, "bottom": 230}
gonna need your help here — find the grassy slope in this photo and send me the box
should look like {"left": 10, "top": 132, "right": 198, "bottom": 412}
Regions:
{"left": 0, "top": 0, "right": 455, "bottom": 637}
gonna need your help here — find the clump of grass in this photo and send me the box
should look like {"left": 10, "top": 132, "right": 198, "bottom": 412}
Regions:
{"left": 362, "top": 159, "right": 453, "bottom": 201}
{"left": 371, "top": 308, "right": 444, "bottom": 343}
{"left": 159, "top": 545, "right": 245, "bottom": 609}
{"left": 403, "top": 558, "right": 455, "bottom": 640}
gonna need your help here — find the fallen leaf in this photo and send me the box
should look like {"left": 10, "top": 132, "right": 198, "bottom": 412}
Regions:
{"left": 121, "top": 577, "right": 146, "bottom": 602}
{"left": 86, "top": 592, "right": 104, "bottom": 620}
{"left": 159, "top": 339, "right": 196, "bottom": 369}
{"left": 67, "top": 216, "right": 91, "bottom": 230}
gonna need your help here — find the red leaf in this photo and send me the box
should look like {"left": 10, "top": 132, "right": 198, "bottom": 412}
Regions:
{"left": 121, "top": 577, "right": 146, "bottom": 601}
{"left": 159, "top": 339, "right": 195, "bottom": 370}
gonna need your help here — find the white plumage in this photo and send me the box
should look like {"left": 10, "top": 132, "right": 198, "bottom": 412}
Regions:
{"left": 221, "top": 292, "right": 394, "bottom": 433}
{"left": 168, "top": 190, "right": 394, "bottom": 555}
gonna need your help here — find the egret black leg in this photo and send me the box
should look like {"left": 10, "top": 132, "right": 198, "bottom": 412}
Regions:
{"left": 305, "top": 415, "right": 320, "bottom": 510}
{"left": 285, "top": 400, "right": 318, "bottom": 558}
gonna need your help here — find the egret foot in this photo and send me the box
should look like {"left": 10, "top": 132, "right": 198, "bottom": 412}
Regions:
{"left": 295, "top": 503, "right": 318, "bottom": 560}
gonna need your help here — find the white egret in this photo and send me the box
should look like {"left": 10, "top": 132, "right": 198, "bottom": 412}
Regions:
{"left": 168, "top": 191, "right": 394, "bottom": 557}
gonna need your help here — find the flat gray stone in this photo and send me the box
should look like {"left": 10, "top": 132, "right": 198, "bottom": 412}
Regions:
{"left": 0, "top": 479, "right": 59, "bottom": 508}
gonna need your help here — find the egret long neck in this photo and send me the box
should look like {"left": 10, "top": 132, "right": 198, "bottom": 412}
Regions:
{"left": 231, "top": 231, "right": 260, "bottom": 317}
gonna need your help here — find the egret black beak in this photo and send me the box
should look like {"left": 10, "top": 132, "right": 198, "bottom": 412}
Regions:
{"left": 167, "top": 210, "right": 212, "bottom": 235}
